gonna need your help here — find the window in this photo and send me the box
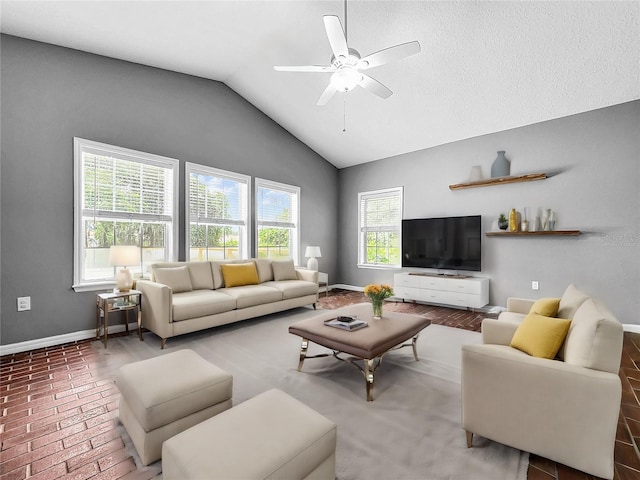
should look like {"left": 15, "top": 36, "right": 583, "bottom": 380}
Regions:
{"left": 186, "top": 163, "right": 250, "bottom": 261}
{"left": 358, "top": 187, "right": 403, "bottom": 268}
{"left": 73, "top": 138, "right": 179, "bottom": 291}
{"left": 255, "top": 178, "right": 300, "bottom": 263}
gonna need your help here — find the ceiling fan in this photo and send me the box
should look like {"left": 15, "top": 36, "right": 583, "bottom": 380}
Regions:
{"left": 274, "top": 7, "right": 421, "bottom": 106}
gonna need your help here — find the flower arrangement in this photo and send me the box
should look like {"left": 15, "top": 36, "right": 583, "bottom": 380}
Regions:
{"left": 364, "top": 284, "right": 394, "bottom": 318}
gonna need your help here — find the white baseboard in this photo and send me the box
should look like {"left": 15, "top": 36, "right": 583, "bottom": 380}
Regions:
{"left": 0, "top": 322, "right": 139, "bottom": 356}
{"left": 624, "top": 324, "right": 640, "bottom": 334}
{"left": 331, "top": 284, "right": 363, "bottom": 292}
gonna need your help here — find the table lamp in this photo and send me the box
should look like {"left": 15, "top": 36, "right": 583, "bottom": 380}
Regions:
{"left": 109, "top": 245, "right": 141, "bottom": 292}
{"left": 304, "top": 246, "right": 322, "bottom": 271}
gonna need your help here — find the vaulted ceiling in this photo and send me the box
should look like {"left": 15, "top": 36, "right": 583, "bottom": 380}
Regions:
{"left": 1, "top": 1, "right": 638, "bottom": 168}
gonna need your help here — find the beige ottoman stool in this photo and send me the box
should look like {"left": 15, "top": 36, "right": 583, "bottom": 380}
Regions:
{"left": 162, "top": 389, "right": 337, "bottom": 480}
{"left": 117, "top": 349, "right": 232, "bottom": 466}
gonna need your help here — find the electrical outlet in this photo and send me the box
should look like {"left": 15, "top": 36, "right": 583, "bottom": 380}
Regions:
{"left": 17, "top": 296, "right": 31, "bottom": 312}
{"left": 531, "top": 281, "right": 539, "bottom": 291}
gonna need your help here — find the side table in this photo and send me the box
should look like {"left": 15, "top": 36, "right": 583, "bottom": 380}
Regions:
{"left": 96, "top": 290, "right": 142, "bottom": 348}
{"left": 318, "top": 272, "right": 329, "bottom": 297}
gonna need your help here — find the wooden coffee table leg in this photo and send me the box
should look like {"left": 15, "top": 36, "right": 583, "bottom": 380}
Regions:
{"left": 364, "top": 359, "right": 375, "bottom": 402}
{"left": 297, "top": 338, "right": 309, "bottom": 371}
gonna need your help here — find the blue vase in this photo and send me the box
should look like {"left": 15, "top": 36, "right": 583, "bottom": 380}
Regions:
{"left": 491, "top": 151, "right": 510, "bottom": 178}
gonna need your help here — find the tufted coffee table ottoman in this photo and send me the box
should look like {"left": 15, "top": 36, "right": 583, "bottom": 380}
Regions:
{"left": 288, "top": 303, "right": 431, "bottom": 401}
{"left": 116, "top": 349, "right": 232, "bottom": 465}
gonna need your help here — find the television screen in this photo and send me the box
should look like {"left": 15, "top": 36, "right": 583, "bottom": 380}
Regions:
{"left": 402, "top": 215, "right": 482, "bottom": 271}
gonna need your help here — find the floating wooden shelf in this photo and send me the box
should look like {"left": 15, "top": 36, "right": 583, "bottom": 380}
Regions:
{"left": 449, "top": 173, "right": 547, "bottom": 190}
{"left": 485, "top": 230, "right": 581, "bottom": 237}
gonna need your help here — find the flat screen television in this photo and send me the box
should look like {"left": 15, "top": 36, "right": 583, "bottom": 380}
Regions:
{"left": 402, "top": 215, "right": 482, "bottom": 271}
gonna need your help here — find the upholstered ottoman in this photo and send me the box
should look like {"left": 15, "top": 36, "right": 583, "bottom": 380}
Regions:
{"left": 117, "top": 349, "right": 232, "bottom": 466}
{"left": 162, "top": 389, "right": 337, "bottom": 480}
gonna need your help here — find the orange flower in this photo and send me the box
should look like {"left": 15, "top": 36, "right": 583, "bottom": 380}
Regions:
{"left": 364, "top": 283, "right": 394, "bottom": 301}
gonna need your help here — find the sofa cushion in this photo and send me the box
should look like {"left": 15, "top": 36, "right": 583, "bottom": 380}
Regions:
{"left": 263, "top": 280, "right": 318, "bottom": 300}
{"left": 561, "top": 298, "right": 623, "bottom": 373}
{"left": 509, "top": 313, "right": 571, "bottom": 359}
{"left": 558, "top": 284, "right": 590, "bottom": 319}
{"left": 529, "top": 298, "right": 560, "bottom": 317}
{"left": 220, "top": 262, "right": 260, "bottom": 288}
{"left": 153, "top": 266, "right": 193, "bottom": 293}
{"left": 272, "top": 258, "right": 297, "bottom": 281}
{"left": 172, "top": 290, "right": 237, "bottom": 321}
{"left": 187, "top": 262, "right": 214, "bottom": 290}
{"left": 254, "top": 258, "right": 274, "bottom": 283}
{"left": 210, "top": 260, "right": 235, "bottom": 289}
{"left": 217, "top": 285, "right": 283, "bottom": 309}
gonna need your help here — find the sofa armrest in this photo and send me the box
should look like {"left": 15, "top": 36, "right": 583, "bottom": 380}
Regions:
{"left": 295, "top": 268, "right": 318, "bottom": 283}
{"left": 462, "top": 344, "right": 620, "bottom": 479}
{"left": 506, "top": 297, "right": 535, "bottom": 314}
{"left": 481, "top": 318, "right": 521, "bottom": 345}
{"left": 136, "top": 279, "right": 173, "bottom": 339}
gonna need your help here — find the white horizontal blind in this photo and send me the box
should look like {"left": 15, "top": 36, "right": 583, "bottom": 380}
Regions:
{"left": 83, "top": 152, "right": 174, "bottom": 222}
{"left": 358, "top": 187, "right": 403, "bottom": 267}
{"left": 186, "top": 163, "right": 250, "bottom": 261}
{"left": 256, "top": 178, "right": 300, "bottom": 262}
{"left": 73, "top": 138, "right": 179, "bottom": 291}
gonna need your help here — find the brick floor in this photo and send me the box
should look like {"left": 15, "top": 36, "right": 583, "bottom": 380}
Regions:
{"left": 0, "top": 290, "right": 638, "bottom": 479}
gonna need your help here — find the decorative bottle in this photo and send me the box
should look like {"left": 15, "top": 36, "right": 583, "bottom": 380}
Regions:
{"left": 508, "top": 208, "right": 519, "bottom": 232}
{"left": 491, "top": 151, "right": 510, "bottom": 178}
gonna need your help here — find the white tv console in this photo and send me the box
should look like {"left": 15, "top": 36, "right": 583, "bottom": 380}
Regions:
{"left": 394, "top": 272, "right": 489, "bottom": 309}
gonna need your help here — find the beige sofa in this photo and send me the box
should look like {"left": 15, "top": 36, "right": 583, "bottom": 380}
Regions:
{"left": 136, "top": 258, "right": 318, "bottom": 348}
{"left": 462, "top": 284, "right": 623, "bottom": 479}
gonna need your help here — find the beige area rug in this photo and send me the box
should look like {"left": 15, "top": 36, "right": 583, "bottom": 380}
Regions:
{"left": 99, "top": 305, "right": 529, "bottom": 480}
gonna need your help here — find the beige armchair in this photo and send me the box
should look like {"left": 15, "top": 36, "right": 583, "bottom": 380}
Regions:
{"left": 461, "top": 292, "right": 623, "bottom": 479}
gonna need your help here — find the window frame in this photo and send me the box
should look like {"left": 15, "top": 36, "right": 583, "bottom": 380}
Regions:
{"left": 357, "top": 186, "right": 404, "bottom": 269}
{"left": 255, "top": 178, "right": 301, "bottom": 264}
{"left": 185, "top": 162, "right": 251, "bottom": 262}
{"left": 73, "top": 138, "right": 179, "bottom": 292}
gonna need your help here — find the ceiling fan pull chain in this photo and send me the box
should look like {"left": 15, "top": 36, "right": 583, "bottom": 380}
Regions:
{"left": 343, "top": 97, "right": 347, "bottom": 132}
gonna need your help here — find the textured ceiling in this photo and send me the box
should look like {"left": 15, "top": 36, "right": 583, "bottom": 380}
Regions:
{"left": 1, "top": 1, "right": 638, "bottom": 168}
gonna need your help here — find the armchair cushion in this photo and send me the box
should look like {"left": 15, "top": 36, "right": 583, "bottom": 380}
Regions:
{"left": 561, "top": 298, "right": 623, "bottom": 373}
{"left": 529, "top": 297, "right": 560, "bottom": 317}
{"left": 510, "top": 313, "right": 571, "bottom": 359}
{"left": 558, "top": 284, "right": 590, "bottom": 319}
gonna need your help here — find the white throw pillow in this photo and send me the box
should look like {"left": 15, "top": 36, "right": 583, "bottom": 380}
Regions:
{"left": 272, "top": 259, "right": 297, "bottom": 281}
{"left": 153, "top": 266, "right": 193, "bottom": 293}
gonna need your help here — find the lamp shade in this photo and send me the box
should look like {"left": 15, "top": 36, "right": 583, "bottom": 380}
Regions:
{"left": 108, "top": 245, "right": 141, "bottom": 267}
{"left": 304, "top": 246, "right": 322, "bottom": 258}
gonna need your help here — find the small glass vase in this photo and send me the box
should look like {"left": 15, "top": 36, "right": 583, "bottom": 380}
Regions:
{"left": 372, "top": 299, "right": 383, "bottom": 319}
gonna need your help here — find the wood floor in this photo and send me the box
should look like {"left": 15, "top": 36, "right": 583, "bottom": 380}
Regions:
{"left": 1, "top": 289, "right": 639, "bottom": 479}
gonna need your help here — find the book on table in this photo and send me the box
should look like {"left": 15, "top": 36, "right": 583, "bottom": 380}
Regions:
{"left": 324, "top": 316, "right": 368, "bottom": 331}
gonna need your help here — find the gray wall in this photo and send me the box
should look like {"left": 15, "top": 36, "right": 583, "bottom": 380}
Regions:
{"left": 338, "top": 100, "right": 640, "bottom": 325}
{"left": 1, "top": 35, "right": 338, "bottom": 345}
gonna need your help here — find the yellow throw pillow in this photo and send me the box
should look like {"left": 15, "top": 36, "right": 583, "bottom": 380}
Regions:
{"left": 529, "top": 297, "right": 561, "bottom": 317}
{"left": 220, "top": 262, "right": 259, "bottom": 288}
{"left": 510, "top": 313, "right": 571, "bottom": 359}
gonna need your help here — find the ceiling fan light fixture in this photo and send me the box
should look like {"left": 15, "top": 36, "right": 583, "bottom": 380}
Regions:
{"left": 330, "top": 67, "right": 363, "bottom": 92}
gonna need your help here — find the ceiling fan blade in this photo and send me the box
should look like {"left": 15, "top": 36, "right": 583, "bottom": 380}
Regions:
{"left": 323, "top": 15, "right": 349, "bottom": 59}
{"left": 359, "top": 74, "right": 393, "bottom": 99}
{"left": 274, "top": 65, "right": 335, "bottom": 72}
{"left": 359, "top": 41, "right": 421, "bottom": 69}
{"left": 317, "top": 83, "right": 338, "bottom": 106}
